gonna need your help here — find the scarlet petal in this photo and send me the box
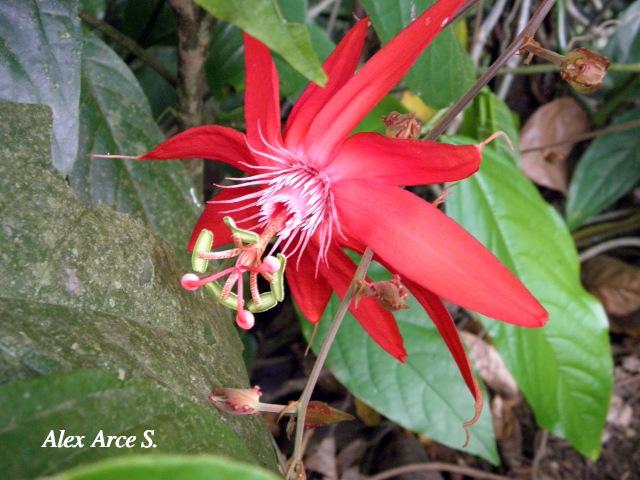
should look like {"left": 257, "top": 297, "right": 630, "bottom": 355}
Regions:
{"left": 284, "top": 18, "right": 370, "bottom": 153}
{"left": 333, "top": 180, "right": 548, "bottom": 327}
{"left": 405, "top": 281, "right": 482, "bottom": 427}
{"left": 286, "top": 252, "right": 332, "bottom": 324}
{"left": 243, "top": 34, "right": 283, "bottom": 149}
{"left": 187, "top": 187, "right": 261, "bottom": 251}
{"left": 304, "top": 0, "right": 466, "bottom": 163}
{"left": 319, "top": 243, "right": 407, "bottom": 361}
{"left": 141, "top": 125, "right": 254, "bottom": 172}
{"left": 327, "top": 133, "right": 481, "bottom": 185}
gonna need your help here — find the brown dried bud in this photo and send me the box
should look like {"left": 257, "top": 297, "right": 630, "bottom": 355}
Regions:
{"left": 561, "top": 48, "right": 609, "bottom": 94}
{"left": 383, "top": 112, "right": 421, "bottom": 139}
{"left": 208, "top": 386, "right": 262, "bottom": 415}
{"left": 356, "top": 274, "right": 410, "bottom": 311}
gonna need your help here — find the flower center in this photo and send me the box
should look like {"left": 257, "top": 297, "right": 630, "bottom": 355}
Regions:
{"left": 221, "top": 159, "right": 340, "bottom": 263}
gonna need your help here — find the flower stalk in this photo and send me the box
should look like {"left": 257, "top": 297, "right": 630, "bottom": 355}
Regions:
{"left": 287, "top": 248, "right": 374, "bottom": 479}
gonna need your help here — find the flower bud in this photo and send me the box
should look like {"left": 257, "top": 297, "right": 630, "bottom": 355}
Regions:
{"left": 561, "top": 48, "right": 609, "bottom": 94}
{"left": 208, "top": 386, "right": 262, "bottom": 415}
{"left": 356, "top": 274, "right": 410, "bottom": 311}
{"left": 383, "top": 112, "right": 421, "bottom": 139}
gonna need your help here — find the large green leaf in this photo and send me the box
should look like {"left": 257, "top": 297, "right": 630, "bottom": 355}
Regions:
{"left": 447, "top": 113, "right": 612, "bottom": 457}
{"left": 196, "top": 0, "right": 327, "bottom": 86}
{"left": 566, "top": 109, "right": 640, "bottom": 230}
{"left": 360, "top": 0, "right": 474, "bottom": 108}
{"left": 69, "top": 32, "right": 199, "bottom": 251}
{"left": 0, "top": 102, "right": 276, "bottom": 477}
{"left": 206, "top": 4, "right": 334, "bottom": 101}
{"left": 51, "top": 454, "right": 281, "bottom": 480}
{"left": 0, "top": 0, "right": 82, "bottom": 173}
{"left": 299, "top": 262, "right": 498, "bottom": 463}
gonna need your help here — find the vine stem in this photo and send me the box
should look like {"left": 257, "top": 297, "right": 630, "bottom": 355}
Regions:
{"left": 287, "top": 248, "right": 374, "bottom": 479}
{"left": 427, "top": 0, "right": 557, "bottom": 141}
{"left": 288, "top": 1, "right": 558, "bottom": 476}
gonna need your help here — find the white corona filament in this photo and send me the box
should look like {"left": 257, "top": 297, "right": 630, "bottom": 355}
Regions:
{"left": 211, "top": 131, "right": 342, "bottom": 265}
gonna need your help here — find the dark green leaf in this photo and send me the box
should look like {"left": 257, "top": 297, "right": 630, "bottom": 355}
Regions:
{"left": 134, "top": 46, "right": 178, "bottom": 119}
{"left": 603, "top": 0, "right": 640, "bottom": 89}
{"left": 196, "top": 0, "right": 327, "bottom": 86}
{"left": 69, "top": 32, "right": 199, "bottom": 252}
{"left": 446, "top": 129, "right": 612, "bottom": 458}
{"left": 0, "top": 102, "right": 276, "bottom": 477}
{"left": 299, "top": 262, "right": 498, "bottom": 463}
{"left": 566, "top": 109, "right": 640, "bottom": 229}
{"left": 51, "top": 454, "right": 281, "bottom": 480}
{"left": 207, "top": 22, "right": 245, "bottom": 98}
{"left": 0, "top": 0, "right": 82, "bottom": 173}
{"left": 360, "top": 0, "right": 474, "bottom": 108}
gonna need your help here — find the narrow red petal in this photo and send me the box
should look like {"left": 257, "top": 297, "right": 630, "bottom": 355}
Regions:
{"left": 141, "top": 125, "right": 253, "bottom": 172}
{"left": 333, "top": 180, "right": 548, "bottom": 327}
{"left": 405, "top": 280, "right": 482, "bottom": 426}
{"left": 187, "top": 187, "right": 261, "bottom": 251}
{"left": 284, "top": 18, "right": 370, "bottom": 152}
{"left": 286, "top": 254, "right": 332, "bottom": 324}
{"left": 243, "top": 34, "right": 283, "bottom": 149}
{"left": 318, "top": 243, "right": 407, "bottom": 361}
{"left": 327, "top": 133, "right": 481, "bottom": 185}
{"left": 304, "top": 0, "right": 466, "bottom": 164}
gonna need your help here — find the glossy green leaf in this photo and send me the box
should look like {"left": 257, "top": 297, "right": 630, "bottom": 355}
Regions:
{"left": 51, "top": 454, "right": 281, "bottom": 480}
{"left": 446, "top": 129, "right": 612, "bottom": 458}
{"left": 360, "top": 0, "right": 474, "bottom": 108}
{"left": 299, "top": 262, "right": 498, "bottom": 463}
{"left": 0, "top": 102, "right": 277, "bottom": 477}
{"left": 69, "top": 32, "right": 199, "bottom": 252}
{"left": 196, "top": 0, "right": 327, "bottom": 86}
{"left": 566, "top": 109, "right": 640, "bottom": 230}
{"left": 0, "top": 0, "right": 82, "bottom": 173}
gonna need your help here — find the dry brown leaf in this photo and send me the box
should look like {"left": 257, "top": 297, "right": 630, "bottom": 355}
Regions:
{"left": 519, "top": 97, "right": 590, "bottom": 193}
{"left": 582, "top": 255, "right": 640, "bottom": 316}
{"left": 354, "top": 398, "right": 382, "bottom": 426}
{"left": 461, "top": 331, "right": 518, "bottom": 398}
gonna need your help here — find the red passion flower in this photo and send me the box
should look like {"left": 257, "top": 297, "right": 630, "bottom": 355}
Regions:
{"left": 131, "top": 0, "right": 548, "bottom": 427}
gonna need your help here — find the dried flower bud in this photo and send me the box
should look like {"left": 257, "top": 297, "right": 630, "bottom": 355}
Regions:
{"left": 383, "top": 112, "right": 421, "bottom": 139}
{"left": 356, "top": 274, "right": 410, "bottom": 311}
{"left": 561, "top": 48, "right": 609, "bottom": 94}
{"left": 208, "top": 386, "right": 262, "bottom": 415}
